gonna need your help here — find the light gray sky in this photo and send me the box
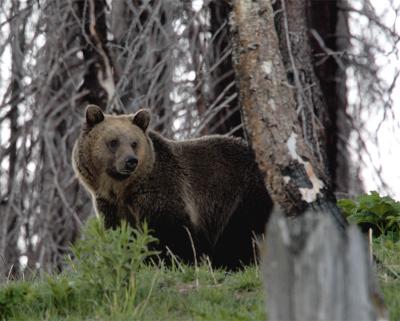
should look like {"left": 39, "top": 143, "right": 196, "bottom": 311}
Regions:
{"left": 348, "top": 0, "right": 400, "bottom": 198}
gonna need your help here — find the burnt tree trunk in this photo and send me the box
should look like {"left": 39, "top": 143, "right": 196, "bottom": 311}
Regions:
{"left": 230, "top": 0, "right": 346, "bottom": 228}
{"left": 308, "top": 0, "right": 360, "bottom": 195}
{"left": 308, "top": 0, "right": 348, "bottom": 193}
{"left": 206, "top": 2, "right": 243, "bottom": 137}
{"left": 77, "top": 0, "right": 117, "bottom": 110}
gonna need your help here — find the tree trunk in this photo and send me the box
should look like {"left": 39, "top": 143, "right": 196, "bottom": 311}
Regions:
{"left": 206, "top": 2, "right": 243, "bottom": 137}
{"left": 273, "top": 0, "right": 330, "bottom": 178}
{"left": 308, "top": 0, "right": 345, "bottom": 192}
{"left": 308, "top": 0, "right": 363, "bottom": 196}
{"left": 230, "top": 0, "right": 346, "bottom": 228}
{"left": 0, "top": 0, "right": 28, "bottom": 279}
{"left": 78, "top": 0, "right": 116, "bottom": 110}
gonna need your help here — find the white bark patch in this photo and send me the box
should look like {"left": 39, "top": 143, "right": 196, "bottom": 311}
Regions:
{"left": 262, "top": 61, "right": 273, "bottom": 75}
{"left": 286, "top": 133, "right": 299, "bottom": 160}
{"left": 268, "top": 98, "right": 276, "bottom": 110}
{"left": 238, "top": 0, "right": 252, "bottom": 14}
{"left": 286, "top": 133, "right": 325, "bottom": 202}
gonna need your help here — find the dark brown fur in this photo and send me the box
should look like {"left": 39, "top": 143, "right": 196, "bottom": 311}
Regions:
{"left": 73, "top": 105, "right": 272, "bottom": 269}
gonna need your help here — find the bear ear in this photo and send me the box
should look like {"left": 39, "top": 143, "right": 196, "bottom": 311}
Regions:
{"left": 85, "top": 105, "right": 104, "bottom": 127}
{"left": 131, "top": 109, "right": 151, "bottom": 131}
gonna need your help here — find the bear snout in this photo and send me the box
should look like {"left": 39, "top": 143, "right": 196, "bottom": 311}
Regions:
{"left": 124, "top": 156, "right": 138, "bottom": 172}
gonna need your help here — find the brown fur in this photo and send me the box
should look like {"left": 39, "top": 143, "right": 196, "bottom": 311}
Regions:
{"left": 73, "top": 105, "right": 272, "bottom": 269}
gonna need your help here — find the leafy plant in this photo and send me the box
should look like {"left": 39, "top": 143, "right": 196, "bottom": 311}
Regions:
{"left": 67, "top": 218, "right": 159, "bottom": 317}
{"left": 338, "top": 191, "right": 400, "bottom": 239}
{"left": 0, "top": 218, "right": 158, "bottom": 320}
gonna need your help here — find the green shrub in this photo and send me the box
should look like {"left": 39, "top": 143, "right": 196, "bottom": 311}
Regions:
{"left": 67, "top": 218, "right": 159, "bottom": 316}
{"left": 338, "top": 191, "right": 400, "bottom": 239}
{"left": 0, "top": 217, "right": 267, "bottom": 321}
{"left": 0, "top": 218, "right": 158, "bottom": 320}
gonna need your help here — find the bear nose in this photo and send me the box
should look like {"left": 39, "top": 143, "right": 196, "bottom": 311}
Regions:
{"left": 125, "top": 156, "right": 138, "bottom": 171}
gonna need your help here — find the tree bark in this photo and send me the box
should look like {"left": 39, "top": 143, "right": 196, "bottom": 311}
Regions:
{"left": 230, "top": 0, "right": 346, "bottom": 228}
{"left": 273, "top": 0, "right": 330, "bottom": 181}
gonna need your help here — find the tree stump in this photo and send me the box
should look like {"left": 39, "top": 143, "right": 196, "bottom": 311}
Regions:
{"left": 262, "top": 209, "right": 388, "bottom": 321}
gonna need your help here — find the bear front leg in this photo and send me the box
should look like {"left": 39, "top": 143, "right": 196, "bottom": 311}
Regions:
{"left": 95, "top": 197, "right": 120, "bottom": 229}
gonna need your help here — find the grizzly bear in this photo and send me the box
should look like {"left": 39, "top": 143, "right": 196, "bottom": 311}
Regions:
{"left": 72, "top": 105, "right": 272, "bottom": 269}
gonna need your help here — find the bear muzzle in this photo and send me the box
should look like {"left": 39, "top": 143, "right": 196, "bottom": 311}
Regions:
{"left": 106, "top": 155, "right": 139, "bottom": 181}
{"left": 124, "top": 156, "right": 138, "bottom": 172}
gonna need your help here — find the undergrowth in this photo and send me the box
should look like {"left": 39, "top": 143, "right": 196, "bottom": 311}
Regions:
{"left": 338, "top": 191, "right": 400, "bottom": 239}
{"left": 1, "top": 192, "right": 400, "bottom": 320}
{"left": 339, "top": 191, "right": 400, "bottom": 320}
{"left": 0, "top": 219, "right": 265, "bottom": 321}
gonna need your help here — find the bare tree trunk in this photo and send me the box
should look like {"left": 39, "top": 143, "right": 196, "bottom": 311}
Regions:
{"left": 0, "top": 0, "right": 29, "bottom": 279}
{"left": 230, "top": 0, "right": 346, "bottom": 228}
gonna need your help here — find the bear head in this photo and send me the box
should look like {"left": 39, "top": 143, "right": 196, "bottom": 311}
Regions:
{"left": 73, "top": 105, "right": 154, "bottom": 193}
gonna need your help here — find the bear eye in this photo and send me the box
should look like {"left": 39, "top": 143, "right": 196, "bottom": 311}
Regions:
{"left": 108, "top": 139, "right": 119, "bottom": 150}
{"left": 131, "top": 141, "right": 137, "bottom": 149}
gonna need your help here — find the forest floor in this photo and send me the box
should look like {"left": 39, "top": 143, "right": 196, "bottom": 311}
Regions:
{"left": 0, "top": 220, "right": 399, "bottom": 321}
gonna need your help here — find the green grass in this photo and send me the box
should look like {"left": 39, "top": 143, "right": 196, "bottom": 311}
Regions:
{"left": 0, "top": 265, "right": 265, "bottom": 321}
{"left": 0, "top": 219, "right": 265, "bottom": 321}
{"left": 0, "top": 218, "right": 399, "bottom": 321}
{"left": 374, "top": 236, "right": 400, "bottom": 321}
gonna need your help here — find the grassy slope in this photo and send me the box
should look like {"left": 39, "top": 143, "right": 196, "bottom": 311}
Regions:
{"left": 0, "top": 265, "right": 265, "bottom": 321}
{"left": 0, "top": 220, "right": 265, "bottom": 321}
{"left": 0, "top": 220, "right": 399, "bottom": 321}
